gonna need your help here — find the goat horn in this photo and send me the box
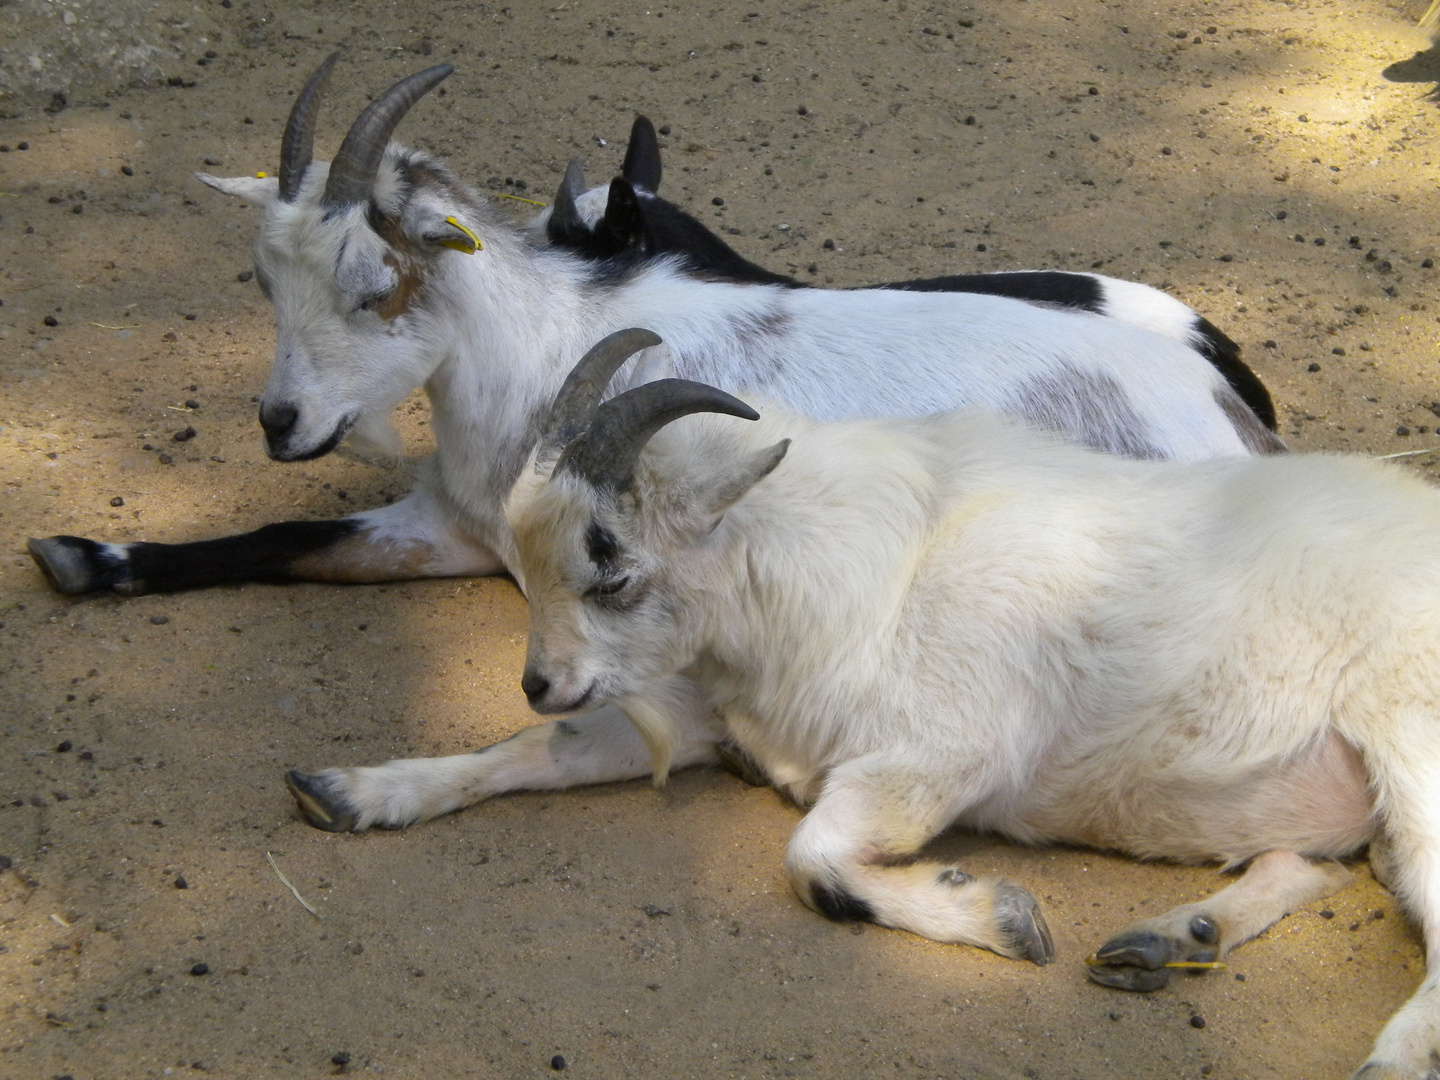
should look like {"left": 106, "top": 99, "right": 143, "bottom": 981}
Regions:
{"left": 555, "top": 378, "right": 759, "bottom": 493}
{"left": 322, "top": 63, "right": 453, "bottom": 208}
{"left": 539, "top": 328, "right": 663, "bottom": 462}
{"left": 278, "top": 51, "right": 341, "bottom": 202}
{"left": 549, "top": 158, "right": 588, "bottom": 237}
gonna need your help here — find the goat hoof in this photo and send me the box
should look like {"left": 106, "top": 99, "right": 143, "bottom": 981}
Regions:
{"left": 994, "top": 883, "right": 1054, "bottom": 966}
{"left": 29, "top": 535, "right": 130, "bottom": 595}
{"left": 286, "top": 769, "right": 360, "bottom": 832}
{"left": 1087, "top": 930, "right": 1187, "bottom": 992}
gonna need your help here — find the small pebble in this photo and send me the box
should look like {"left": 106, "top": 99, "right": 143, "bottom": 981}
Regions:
{"left": 79, "top": 750, "right": 94, "bottom": 762}
{"left": 1263, "top": 340, "right": 1277, "bottom": 349}
{"left": 658, "top": 124, "right": 671, "bottom": 135}
{"left": 17, "top": 141, "right": 29, "bottom": 150}
{"left": 1425, "top": 258, "right": 1435, "bottom": 268}
{"left": 150, "top": 614, "right": 170, "bottom": 625}
{"left": 203, "top": 156, "right": 222, "bottom": 166}
{"left": 44, "top": 315, "right": 59, "bottom": 327}
{"left": 976, "top": 243, "right": 987, "bottom": 252}
{"left": 1234, "top": 972, "right": 1246, "bottom": 981}
{"left": 72, "top": 203, "right": 83, "bottom": 214}
{"left": 185, "top": 399, "right": 200, "bottom": 410}
{"left": 56, "top": 740, "right": 72, "bottom": 753}
{"left": 1161, "top": 146, "right": 1172, "bottom": 155}
{"left": 797, "top": 105, "right": 808, "bottom": 115}
{"left": 712, "top": 196, "right": 725, "bottom": 206}
{"left": 110, "top": 496, "right": 125, "bottom": 507}
{"left": 174, "top": 875, "right": 188, "bottom": 889}
{"left": 174, "top": 426, "right": 196, "bottom": 442}
{"left": 237, "top": 270, "right": 253, "bottom": 282}
{"left": 1307, "top": 362, "right": 1321, "bottom": 372}
{"left": 1397, "top": 426, "right": 1412, "bottom": 437}
{"left": 331, "top": 1051, "right": 351, "bottom": 1066}
{"left": 190, "top": 962, "right": 210, "bottom": 976}
{"left": 1189, "top": 1013, "right": 1206, "bottom": 1029}
{"left": 1331, "top": 348, "right": 1345, "bottom": 356}
{"left": 121, "top": 164, "right": 134, "bottom": 176}
{"left": 1319, "top": 909, "right": 1335, "bottom": 919}
{"left": 1088, "top": 85, "right": 1099, "bottom": 95}
{"left": 1275, "top": 209, "right": 1287, "bottom": 220}
{"left": 550, "top": 1055, "right": 567, "bottom": 1071}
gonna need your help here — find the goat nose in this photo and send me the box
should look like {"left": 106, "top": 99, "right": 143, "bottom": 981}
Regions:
{"left": 258, "top": 401, "right": 298, "bottom": 441}
{"left": 520, "top": 668, "right": 551, "bottom": 704}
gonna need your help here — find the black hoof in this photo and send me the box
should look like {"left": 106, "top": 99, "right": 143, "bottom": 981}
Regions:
{"left": 28, "top": 535, "right": 133, "bottom": 595}
{"left": 994, "top": 883, "right": 1055, "bottom": 966}
{"left": 1087, "top": 928, "right": 1218, "bottom": 992}
{"left": 285, "top": 770, "right": 360, "bottom": 832}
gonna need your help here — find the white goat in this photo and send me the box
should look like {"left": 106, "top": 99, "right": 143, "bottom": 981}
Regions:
{"left": 27, "top": 55, "right": 1279, "bottom": 599}
{"left": 500, "top": 330, "right": 1434, "bottom": 1080}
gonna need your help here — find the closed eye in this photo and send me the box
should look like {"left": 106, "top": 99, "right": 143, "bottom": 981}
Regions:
{"left": 355, "top": 290, "right": 393, "bottom": 314}
{"left": 584, "top": 575, "right": 630, "bottom": 600}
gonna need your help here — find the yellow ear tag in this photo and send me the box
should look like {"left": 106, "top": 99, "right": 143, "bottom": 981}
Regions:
{"left": 255, "top": 171, "right": 269, "bottom": 178}
{"left": 439, "top": 216, "right": 482, "bottom": 254}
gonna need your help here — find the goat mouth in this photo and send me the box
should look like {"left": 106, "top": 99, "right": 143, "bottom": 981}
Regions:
{"left": 269, "top": 414, "right": 355, "bottom": 462}
{"left": 537, "top": 683, "right": 596, "bottom": 715}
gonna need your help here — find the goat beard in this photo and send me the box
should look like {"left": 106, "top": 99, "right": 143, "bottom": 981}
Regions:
{"left": 342, "top": 411, "right": 405, "bottom": 464}
{"left": 616, "top": 689, "right": 684, "bottom": 785}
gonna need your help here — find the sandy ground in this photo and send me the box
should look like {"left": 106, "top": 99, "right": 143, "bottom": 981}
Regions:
{"left": 5, "top": 1, "right": 1440, "bottom": 1077}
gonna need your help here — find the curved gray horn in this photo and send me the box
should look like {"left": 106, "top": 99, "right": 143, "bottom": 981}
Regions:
{"left": 539, "top": 328, "right": 663, "bottom": 461}
{"left": 548, "top": 158, "right": 588, "bottom": 238}
{"left": 279, "top": 51, "right": 341, "bottom": 202}
{"left": 322, "top": 64, "right": 453, "bottom": 208}
{"left": 555, "top": 378, "right": 759, "bottom": 493}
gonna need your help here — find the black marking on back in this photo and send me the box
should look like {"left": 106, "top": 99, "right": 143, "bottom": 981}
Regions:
{"left": 1190, "top": 315, "right": 1276, "bottom": 432}
{"left": 874, "top": 270, "right": 1106, "bottom": 312}
{"left": 810, "top": 882, "right": 876, "bottom": 923}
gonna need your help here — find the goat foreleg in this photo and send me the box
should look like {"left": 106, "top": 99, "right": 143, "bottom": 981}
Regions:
{"left": 28, "top": 486, "right": 503, "bottom": 596}
{"left": 287, "top": 684, "right": 725, "bottom": 831}
{"left": 783, "top": 754, "right": 1055, "bottom": 964}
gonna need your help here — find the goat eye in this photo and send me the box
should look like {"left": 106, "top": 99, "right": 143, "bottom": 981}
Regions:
{"left": 584, "top": 575, "right": 631, "bottom": 602}
{"left": 355, "top": 289, "right": 393, "bottom": 314}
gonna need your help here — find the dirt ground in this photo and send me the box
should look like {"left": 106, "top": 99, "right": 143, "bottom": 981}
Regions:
{"left": 5, "top": 1, "right": 1440, "bottom": 1077}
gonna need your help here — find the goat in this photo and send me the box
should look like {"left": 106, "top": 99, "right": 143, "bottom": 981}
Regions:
{"left": 27, "top": 55, "right": 1281, "bottom": 600}
{"left": 540, "top": 116, "right": 1275, "bottom": 430}
{"left": 520, "top": 330, "right": 1437, "bottom": 1076}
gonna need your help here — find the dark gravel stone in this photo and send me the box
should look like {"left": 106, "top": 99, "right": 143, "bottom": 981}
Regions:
{"left": 551, "top": 1055, "right": 567, "bottom": 1071}
{"left": 110, "top": 496, "right": 125, "bottom": 507}
{"left": 0, "top": 855, "right": 12, "bottom": 870}
{"left": 331, "top": 1051, "right": 351, "bottom": 1066}
{"left": 121, "top": 164, "right": 134, "bottom": 176}
{"left": 149, "top": 614, "right": 170, "bottom": 625}
{"left": 1189, "top": 1013, "right": 1206, "bottom": 1029}
{"left": 1307, "top": 362, "right": 1321, "bottom": 372}
{"left": 190, "top": 962, "right": 209, "bottom": 976}
{"left": 43, "top": 315, "right": 58, "bottom": 327}
{"left": 712, "top": 196, "right": 725, "bottom": 206}
{"left": 174, "top": 875, "right": 188, "bottom": 889}
{"left": 56, "top": 740, "right": 72, "bottom": 753}
{"left": 185, "top": 399, "right": 200, "bottom": 409}
{"left": 173, "top": 427, "right": 196, "bottom": 442}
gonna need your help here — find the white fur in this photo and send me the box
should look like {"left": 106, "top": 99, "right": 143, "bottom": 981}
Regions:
{"left": 503, "top": 402, "right": 1440, "bottom": 1078}
{"left": 197, "top": 141, "right": 1277, "bottom": 584}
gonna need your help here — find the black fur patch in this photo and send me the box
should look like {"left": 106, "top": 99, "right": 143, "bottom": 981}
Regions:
{"left": 122, "top": 518, "right": 364, "bottom": 592}
{"left": 875, "top": 269, "right": 1106, "bottom": 311}
{"left": 810, "top": 882, "right": 875, "bottom": 923}
{"left": 585, "top": 520, "right": 620, "bottom": 568}
{"left": 1190, "top": 316, "right": 1276, "bottom": 432}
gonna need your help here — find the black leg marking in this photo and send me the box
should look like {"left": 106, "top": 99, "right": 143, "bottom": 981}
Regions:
{"left": 31, "top": 518, "right": 363, "bottom": 596}
{"left": 1191, "top": 315, "right": 1277, "bottom": 432}
{"left": 716, "top": 738, "right": 771, "bottom": 787}
{"left": 810, "top": 882, "right": 876, "bottom": 923}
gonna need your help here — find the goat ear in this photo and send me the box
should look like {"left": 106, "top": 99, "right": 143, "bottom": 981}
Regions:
{"left": 622, "top": 116, "right": 662, "bottom": 192}
{"left": 600, "top": 178, "right": 646, "bottom": 251}
{"left": 195, "top": 171, "right": 279, "bottom": 203}
{"left": 623, "top": 342, "right": 678, "bottom": 390}
{"left": 700, "top": 439, "right": 790, "bottom": 518}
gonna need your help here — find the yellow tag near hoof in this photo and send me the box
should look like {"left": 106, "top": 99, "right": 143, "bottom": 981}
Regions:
{"left": 439, "top": 216, "right": 482, "bottom": 254}
{"left": 255, "top": 171, "right": 269, "bottom": 178}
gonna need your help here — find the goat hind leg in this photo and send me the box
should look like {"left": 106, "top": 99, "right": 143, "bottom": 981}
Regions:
{"left": 784, "top": 758, "right": 1054, "bottom": 964}
{"left": 1088, "top": 850, "right": 1351, "bottom": 992}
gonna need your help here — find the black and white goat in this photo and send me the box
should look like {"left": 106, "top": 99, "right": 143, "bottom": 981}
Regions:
{"left": 28, "top": 56, "right": 1279, "bottom": 598}
{"left": 538, "top": 116, "right": 1276, "bottom": 430}
{"left": 313, "top": 328, "right": 1439, "bottom": 1079}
